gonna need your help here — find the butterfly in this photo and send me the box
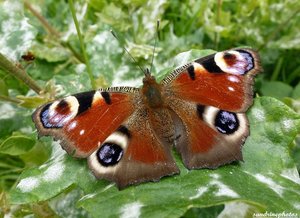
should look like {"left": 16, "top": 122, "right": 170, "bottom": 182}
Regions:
{"left": 32, "top": 48, "right": 262, "bottom": 189}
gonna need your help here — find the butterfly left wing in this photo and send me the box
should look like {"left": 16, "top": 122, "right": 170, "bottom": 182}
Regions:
{"left": 88, "top": 107, "right": 180, "bottom": 189}
{"left": 32, "top": 88, "right": 138, "bottom": 157}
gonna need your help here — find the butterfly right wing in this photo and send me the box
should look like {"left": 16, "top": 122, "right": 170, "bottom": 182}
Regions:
{"left": 160, "top": 48, "right": 260, "bottom": 169}
{"left": 162, "top": 48, "right": 261, "bottom": 113}
{"left": 166, "top": 98, "right": 248, "bottom": 169}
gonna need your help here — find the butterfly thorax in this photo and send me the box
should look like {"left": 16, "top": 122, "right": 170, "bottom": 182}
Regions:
{"left": 142, "top": 74, "right": 164, "bottom": 108}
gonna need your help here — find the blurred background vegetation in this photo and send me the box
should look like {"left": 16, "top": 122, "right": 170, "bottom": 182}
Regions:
{"left": 0, "top": 0, "right": 299, "bottom": 217}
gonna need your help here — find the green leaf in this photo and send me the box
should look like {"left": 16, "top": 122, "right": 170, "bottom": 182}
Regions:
{"left": 9, "top": 142, "right": 100, "bottom": 204}
{"left": 0, "top": 79, "right": 8, "bottom": 96}
{"left": 9, "top": 97, "right": 300, "bottom": 217}
{"left": 0, "top": 0, "right": 37, "bottom": 61}
{"left": 16, "top": 95, "right": 50, "bottom": 108}
{"left": 157, "top": 49, "right": 215, "bottom": 81}
{"left": 88, "top": 0, "right": 106, "bottom": 11}
{"left": 182, "top": 205, "right": 224, "bottom": 218}
{"left": 48, "top": 188, "right": 90, "bottom": 218}
{"left": 0, "top": 135, "right": 35, "bottom": 155}
{"left": 85, "top": 29, "right": 124, "bottom": 86}
{"left": 260, "top": 81, "right": 293, "bottom": 100}
{"left": 292, "top": 82, "right": 300, "bottom": 99}
{"left": 0, "top": 102, "right": 34, "bottom": 139}
{"left": 96, "top": 3, "right": 131, "bottom": 32}
{"left": 31, "top": 42, "right": 70, "bottom": 63}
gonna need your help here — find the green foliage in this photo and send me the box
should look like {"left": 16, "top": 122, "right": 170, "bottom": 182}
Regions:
{"left": 0, "top": 135, "right": 35, "bottom": 155}
{"left": 0, "top": 0, "right": 299, "bottom": 217}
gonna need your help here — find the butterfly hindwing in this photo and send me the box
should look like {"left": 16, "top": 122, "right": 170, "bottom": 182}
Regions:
{"left": 32, "top": 88, "right": 138, "bottom": 157}
{"left": 162, "top": 48, "right": 261, "bottom": 112}
{"left": 166, "top": 97, "right": 248, "bottom": 169}
{"left": 88, "top": 107, "right": 180, "bottom": 189}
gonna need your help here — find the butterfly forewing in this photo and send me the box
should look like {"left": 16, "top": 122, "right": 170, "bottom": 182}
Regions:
{"left": 162, "top": 48, "right": 261, "bottom": 112}
{"left": 32, "top": 88, "right": 138, "bottom": 157}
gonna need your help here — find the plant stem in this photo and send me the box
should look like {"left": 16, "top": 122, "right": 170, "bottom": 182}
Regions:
{"left": 271, "top": 57, "right": 283, "bottom": 81}
{"left": 0, "top": 94, "right": 22, "bottom": 104}
{"left": 24, "top": 0, "right": 60, "bottom": 37}
{"left": 68, "top": 0, "right": 96, "bottom": 89}
{"left": 24, "top": 0, "right": 84, "bottom": 63}
{"left": 61, "top": 41, "right": 85, "bottom": 63}
{"left": 0, "top": 53, "right": 42, "bottom": 94}
{"left": 214, "top": 0, "right": 222, "bottom": 50}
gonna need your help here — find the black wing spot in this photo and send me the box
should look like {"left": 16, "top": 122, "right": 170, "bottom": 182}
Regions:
{"left": 74, "top": 91, "right": 95, "bottom": 115}
{"left": 187, "top": 65, "right": 196, "bottom": 80}
{"left": 200, "top": 54, "right": 223, "bottom": 73}
{"left": 117, "top": 125, "right": 131, "bottom": 138}
{"left": 96, "top": 143, "right": 123, "bottom": 167}
{"left": 196, "top": 104, "right": 205, "bottom": 120}
{"left": 215, "top": 110, "right": 239, "bottom": 135}
{"left": 57, "top": 99, "right": 68, "bottom": 109}
{"left": 101, "top": 91, "right": 112, "bottom": 105}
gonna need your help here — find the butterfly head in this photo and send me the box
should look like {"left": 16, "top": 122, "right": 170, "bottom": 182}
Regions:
{"left": 142, "top": 67, "right": 157, "bottom": 87}
{"left": 142, "top": 68, "right": 163, "bottom": 108}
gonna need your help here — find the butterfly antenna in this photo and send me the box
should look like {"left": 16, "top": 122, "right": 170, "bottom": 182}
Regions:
{"left": 110, "top": 30, "right": 146, "bottom": 76}
{"left": 149, "top": 20, "right": 160, "bottom": 74}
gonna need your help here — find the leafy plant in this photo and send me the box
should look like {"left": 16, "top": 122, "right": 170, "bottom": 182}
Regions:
{"left": 0, "top": 0, "right": 299, "bottom": 217}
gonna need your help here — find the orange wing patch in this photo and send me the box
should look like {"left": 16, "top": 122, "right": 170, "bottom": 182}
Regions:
{"left": 63, "top": 92, "right": 135, "bottom": 156}
{"left": 167, "top": 98, "right": 247, "bottom": 170}
{"left": 162, "top": 49, "right": 261, "bottom": 113}
{"left": 33, "top": 90, "right": 137, "bottom": 158}
{"left": 88, "top": 108, "right": 179, "bottom": 189}
{"left": 167, "top": 64, "right": 252, "bottom": 112}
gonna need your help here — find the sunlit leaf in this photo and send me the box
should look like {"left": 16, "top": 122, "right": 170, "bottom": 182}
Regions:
{"left": 0, "top": 135, "right": 35, "bottom": 155}
{"left": 260, "top": 81, "right": 293, "bottom": 100}
{"left": 0, "top": 0, "right": 37, "bottom": 61}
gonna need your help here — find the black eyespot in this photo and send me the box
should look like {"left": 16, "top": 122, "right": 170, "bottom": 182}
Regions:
{"left": 96, "top": 143, "right": 123, "bottom": 167}
{"left": 215, "top": 111, "right": 239, "bottom": 134}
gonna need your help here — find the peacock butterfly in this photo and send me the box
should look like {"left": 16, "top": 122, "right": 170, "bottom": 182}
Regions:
{"left": 32, "top": 48, "right": 262, "bottom": 189}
